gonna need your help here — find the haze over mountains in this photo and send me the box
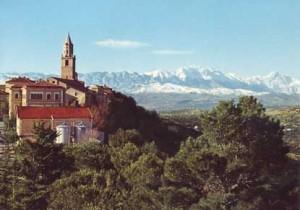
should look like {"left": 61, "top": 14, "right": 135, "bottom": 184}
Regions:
{"left": 1, "top": 67, "right": 299, "bottom": 110}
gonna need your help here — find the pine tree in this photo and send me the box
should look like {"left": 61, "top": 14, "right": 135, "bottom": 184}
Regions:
{"left": 12, "top": 122, "right": 73, "bottom": 210}
{"left": 0, "top": 133, "right": 17, "bottom": 209}
{"left": 161, "top": 96, "right": 291, "bottom": 209}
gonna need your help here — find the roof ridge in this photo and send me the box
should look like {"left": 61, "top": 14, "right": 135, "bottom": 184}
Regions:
{"left": 17, "top": 106, "right": 92, "bottom": 119}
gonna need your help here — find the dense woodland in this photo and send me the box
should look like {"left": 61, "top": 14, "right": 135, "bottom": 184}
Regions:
{"left": 0, "top": 95, "right": 299, "bottom": 210}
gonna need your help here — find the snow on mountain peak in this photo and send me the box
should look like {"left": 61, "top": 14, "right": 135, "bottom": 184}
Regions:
{"left": 0, "top": 67, "right": 299, "bottom": 95}
{"left": 145, "top": 70, "right": 170, "bottom": 79}
{"left": 175, "top": 67, "right": 203, "bottom": 81}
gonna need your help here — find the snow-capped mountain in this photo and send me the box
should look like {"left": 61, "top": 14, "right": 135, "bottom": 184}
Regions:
{"left": 0, "top": 67, "right": 299, "bottom": 96}
{"left": 245, "top": 72, "right": 298, "bottom": 94}
{"left": 79, "top": 67, "right": 300, "bottom": 95}
{"left": 0, "top": 72, "right": 55, "bottom": 83}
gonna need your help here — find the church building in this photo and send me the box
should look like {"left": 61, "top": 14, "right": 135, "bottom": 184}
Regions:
{"left": 1, "top": 33, "right": 112, "bottom": 143}
{"left": 47, "top": 34, "right": 90, "bottom": 106}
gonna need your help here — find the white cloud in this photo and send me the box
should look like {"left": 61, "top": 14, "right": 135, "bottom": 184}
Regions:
{"left": 95, "top": 39, "right": 150, "bottom": 48}
{"left": 152, "top": 49, "right": 194, "bottom": 55}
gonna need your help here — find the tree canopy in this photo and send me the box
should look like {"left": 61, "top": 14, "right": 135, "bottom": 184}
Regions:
{"left": 0, "top": 96, "right": 298, "bottom": 210}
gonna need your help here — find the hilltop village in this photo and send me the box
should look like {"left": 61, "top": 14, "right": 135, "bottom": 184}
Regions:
{"left": 0, "top": 34, "right": 115, "bottom": 143}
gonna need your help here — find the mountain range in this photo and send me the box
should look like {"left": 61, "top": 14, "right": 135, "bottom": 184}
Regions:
{"left": 1, "top": 67, "right": 299, "bottom": 110}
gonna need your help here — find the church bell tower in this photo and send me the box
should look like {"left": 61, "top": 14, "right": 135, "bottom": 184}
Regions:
{"left": 61, "top": 33, "right": 77, "bottom": 80}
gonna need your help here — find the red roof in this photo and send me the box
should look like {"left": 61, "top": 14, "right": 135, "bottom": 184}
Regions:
{"left": 6, "top": 77, "right": 35, "bottom": 84}
{"left": 17, "top": 106, "right": 92, "bottom": 119}
{"left": 24, "top": 80, "right": 64, "bottom": 89}
{"left": 6, "top": 78, "right": 63, "bottom": 89}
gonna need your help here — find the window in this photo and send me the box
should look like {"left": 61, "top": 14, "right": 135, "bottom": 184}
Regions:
{"left": 65, "top": 60, "right": 69, "bottom": 66}
{"left": 30, "top": 93, "right": 43, "bottom": 100}
{"left": 55, "top": 93, "right": 59, "bottom": 101}
{"left": 14, "top": 93, "right": 19, "bottom": 99}
{"left": 46, "top": 93, "right": 51, "bottom": 100}
{"left": 74, "top": 92, "right": 78, "bottom": 96}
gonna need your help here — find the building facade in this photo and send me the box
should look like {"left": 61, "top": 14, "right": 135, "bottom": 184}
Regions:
{"left": 21, "top": 81, "right": 65, "bottom": 107}
{"left": 5, "top": 78, "right": 65, "bottom": 117}
{"left": 88, "top": 84, "right": 113, "bottom": 105}
{"left": 16, "top": 106, "right": 93, "bottom": 143}
{"left": 47, "top": 77, "right": 88, "bottom": 106}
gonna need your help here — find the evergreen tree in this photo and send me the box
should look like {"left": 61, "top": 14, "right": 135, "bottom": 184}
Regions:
{"left": 0, "top": 131, "right": 18, "bottom": 209}
{"left": 47, "top": 169, "right": 129, "bottom": 210}
{"left": 12, "top": 122, "right": 73, "bottom": 210}
{"left": 0, "top": 96, "right": 296, "bottom": 209}
{"left": 161, "top": 96, "right": 291, "bottom": 209}
{"left": 64, "top": 142, "right": 113, "bottom": 171}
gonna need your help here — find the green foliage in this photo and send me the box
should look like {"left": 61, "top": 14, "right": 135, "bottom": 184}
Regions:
{"left": 3, "top": 116, "right": 19, "bottom": 144}
{"left": 267, "top": 106, "right": 300, "bottom": 157}
{"left": 16, "top": 122, "right": 73, "bottom": 185}
{"left": 0, "top": 96, "right": 298, "bottom": 209}
{"left": 3, "top": 115, "right": 16, "bottom": 130}
{"left": 200, "top": 97, "right": 288, "bottom": 171}
{"left": 124, "top": 153, "right": 163, "bottom": 189}
{"left": 0, "top": 141, "right": 17, "bottom": 209}
{"left": 64, "top": 142, "right": 113, "bottom": 171}
{"left": 109, "top": 128, "right": 144, "bottom": 147}
{"left": 92, "top": 91, "right": 198, "bottom": 155}
{"left": 190, "top": 192, "right": 234, "bottom": 210}
{"left": 103, "top": 94, "right": 161, "bottom": 135}
{"left": 110, "top": 142, "right": 141, "bottom": 172}
{"left": 31, "top": 122, "right": 58, "bottom": 144}
{"left": 47, "top": 169, "right": 129, "bottom": 210}
{"left": 2, "top": 122, "right": 74, "bottom": 210}
{"left": 0, "top": 117, "right": 19, "bottom": 209}
{"left": 161, "top": 109, "right": 203, "bottom": 128}
{"left": 3, "top": 128, "right": 19, "bottom": 144}
{"left": 161, "top": 137, "right": 227, "bottom": 209}
{"left": 107, "top": 129, "right": 166, "bottom": 209}
{"left": 160, "top": 96, "right": 296, "bottom": 209}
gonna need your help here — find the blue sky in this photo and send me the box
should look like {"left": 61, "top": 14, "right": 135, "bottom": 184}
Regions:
{"left": 0, "top": 0, "right": 299, "bottom": 77}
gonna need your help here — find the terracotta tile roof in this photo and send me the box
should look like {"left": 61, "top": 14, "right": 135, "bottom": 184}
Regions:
{"left": 6, "top": 77, "right": 35, "bottom": 84}
{"left": 24, "top": 80, "right": 64, "bottom": 89}
{"left": 10, "top": 80, "right": 64, "bottom": 89}
{"left": 17, "top": 106, "right": 92, "bottom": 119}
{"left": 50, "top": 77, "right": 87, "bottom": 92}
